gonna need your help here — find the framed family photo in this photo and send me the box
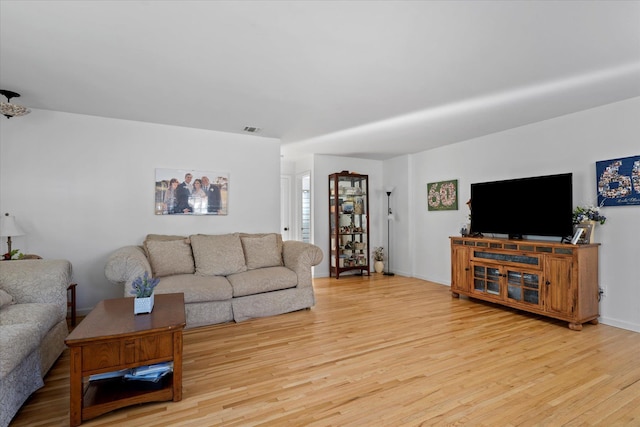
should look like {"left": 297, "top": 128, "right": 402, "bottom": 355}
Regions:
{"left": 155, "top": 168, "right": 229, "bottom": 215}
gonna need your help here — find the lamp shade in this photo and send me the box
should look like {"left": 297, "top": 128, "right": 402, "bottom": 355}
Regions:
{"left": 0, "top": 215, "right": 25, "bottom": 237}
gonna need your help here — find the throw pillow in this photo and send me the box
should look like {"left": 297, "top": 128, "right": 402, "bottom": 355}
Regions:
{"left": 190, "top": 233, "right": 247, "bottom": 276}
{"left": 144, "top": 238, "right": 195, "bottom": 278}
{"left": 241, "top": 234, "right": 283, "bottom": 269}
{"left": 0, "top": 288, "right": 15, "bottom": 308}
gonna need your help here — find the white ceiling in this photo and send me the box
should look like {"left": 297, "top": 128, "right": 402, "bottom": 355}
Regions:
{"left": 1, "top": 1, "right": 639, "bottom": 161}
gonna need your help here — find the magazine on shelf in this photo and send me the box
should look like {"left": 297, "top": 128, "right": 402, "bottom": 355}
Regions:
{"left": 89, "top": 362, "right": 173, "bottom": 383}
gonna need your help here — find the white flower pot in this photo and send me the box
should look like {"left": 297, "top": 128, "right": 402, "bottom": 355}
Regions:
{"left": 374, "top": 261, "right": 384, "bottom": 273}
{"left": 134, "top": 293, "right": 154, "bottom": 314}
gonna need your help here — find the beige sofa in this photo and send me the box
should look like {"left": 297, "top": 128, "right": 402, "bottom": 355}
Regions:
{"left": 104, "top": 233, "right": 323, "bottom": 328}
{"left": 0, "top": 259, "right": 71, "bottom": 427}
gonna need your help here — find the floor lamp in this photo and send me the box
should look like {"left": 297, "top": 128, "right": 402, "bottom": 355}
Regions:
{"left": 384, "top": 187, "right": 395, "bottom": 276}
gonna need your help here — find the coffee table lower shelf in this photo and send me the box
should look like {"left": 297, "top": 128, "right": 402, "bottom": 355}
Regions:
{"left": 82, "top": 375, "right": 174, "bottom": 420}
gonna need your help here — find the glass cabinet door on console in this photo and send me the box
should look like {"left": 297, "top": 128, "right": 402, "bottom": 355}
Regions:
{"left": 506, "top": 270, "right": 541, "bottom": 306}
{"left": 472, "top": 264, "right": 541, "bottom": 307}
{"left": 473, "top": 265, "right": 501, "bottom": 297}
{"left": 329, "top": 172, "right": 370, "bottom": 279}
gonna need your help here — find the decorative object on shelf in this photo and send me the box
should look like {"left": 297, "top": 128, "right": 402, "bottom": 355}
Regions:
{"left": 427, "top": 179, "right": 458, "bottom": 211}
{"left": 131, "top": 272, "right": 160, "bottom": 314}
{"left": 342, "top": 202, "right": 354, "bottom": 214}
{"left": 572, "top": 205, "right": 606, "bottom": 225}
{"left": 384, "top": 187, "right": 395, "bottom": 276}
{"left": 596, "top": 155, "right": 640, "bottom": 207}
{"left": 1, "top": 213, "right": 26, "bottom": 260}
{"left": 573, "top": 222, "right": 594, "bottom": 244}
{"left": 372, "top": 247, "right": 384, "bottom": 273}
{"left": 0, "top": 89, "right": 30, "bottom": 119}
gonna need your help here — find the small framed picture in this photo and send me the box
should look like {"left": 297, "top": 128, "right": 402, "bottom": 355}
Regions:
{"left": 573, "top": 223, "right": 593, "bottom": 244}
{"left": 342, "top": 202, "right": 354, "bottom": 214}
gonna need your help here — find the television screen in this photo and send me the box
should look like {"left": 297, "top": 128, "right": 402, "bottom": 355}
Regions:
{"left": 470, "top": 173, "right": 573, "bottom": 239}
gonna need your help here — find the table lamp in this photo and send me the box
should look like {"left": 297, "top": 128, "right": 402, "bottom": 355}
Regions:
{"left": 1, "top": 213, "right": 25, "bottom": 257}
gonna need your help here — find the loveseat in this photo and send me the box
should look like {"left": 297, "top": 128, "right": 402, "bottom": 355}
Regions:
{"left": 104, "top": 233, "right": 323, "bottom": 328}
{"left": 0, "top": 259, "right": 71, "bottom": 427}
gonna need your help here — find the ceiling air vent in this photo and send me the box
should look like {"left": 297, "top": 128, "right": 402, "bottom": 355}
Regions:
{"left": 243, "top": 126, "right": 261, "bottom": 133}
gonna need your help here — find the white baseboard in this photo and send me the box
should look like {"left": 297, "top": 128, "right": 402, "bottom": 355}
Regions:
{"left": 599, "top": 316, "right": 640, "bottom": 333}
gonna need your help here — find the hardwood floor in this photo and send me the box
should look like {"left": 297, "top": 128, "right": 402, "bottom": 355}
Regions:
{"left": 11, "top": 275, "right": 640, "bottom": 426}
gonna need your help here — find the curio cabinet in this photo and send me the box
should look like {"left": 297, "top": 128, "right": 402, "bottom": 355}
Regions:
{"left": 329, "top": 171, "right": 370, "bottom": 278}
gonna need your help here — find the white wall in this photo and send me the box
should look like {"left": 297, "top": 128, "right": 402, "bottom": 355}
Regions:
{"left": 2, "top": 99, "right": 637, "bottom": 332}
{"left": 0, "top": 110, "right": 281, "bottom": 314}
{"left": 312, "top": 155, "right": 384, "bottom": 277}
{"left": 407, "top": 97, "right": 640, "bottom": 332}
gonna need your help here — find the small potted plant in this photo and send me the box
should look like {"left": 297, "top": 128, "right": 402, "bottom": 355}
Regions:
{"left": 131, "top": 271, "right": 160, "bottom": 314}
{"left": 2, "top": 249, "right": 24, "bottom": 260}
{"left": 372, "top": 247, "right": 385, "bottom": 273}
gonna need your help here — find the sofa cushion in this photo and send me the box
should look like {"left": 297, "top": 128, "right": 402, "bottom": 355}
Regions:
{"left": 227, "top": 266, "right": 297, "bottom": 297}
{"left": 190, "top": 233, "right": 247, "bottom": 276}
{"left": 144, "top": 238, "right": 195, "bottom": 277}
{"left": 0, "top": 289, "right": 15, "bottom": 308}
{"left": 143, "top": 233, "right": 187, "bottom": 256}
{"left": 154, "top": 274, "right": 233, "bottom": 303}
{"left": 0, "top": 323, "right": 41, "bottom": 377}
{"left": 0, "top": 303, "right": 63, "bottom": 342}
{"left": 240, "top": 233, "right": 283, "bottom": 270}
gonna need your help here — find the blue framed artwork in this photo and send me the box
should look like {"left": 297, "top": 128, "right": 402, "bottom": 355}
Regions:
{"left": 596, "top": 155, "right": 640, "bottom": 207}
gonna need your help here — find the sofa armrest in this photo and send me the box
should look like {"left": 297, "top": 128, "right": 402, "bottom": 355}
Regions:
{"left": 104, "top": 246, "right": 152, "bottom": 297}
{"left": 282, "top": 241, "right": 323, "bottom": 288}
{"left": 0, "top": 259, "right": 72, "bottom": 320}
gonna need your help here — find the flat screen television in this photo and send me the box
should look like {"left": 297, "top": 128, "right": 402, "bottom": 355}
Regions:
{"left": 470, "top": 173, "right": 573, "bottom": 240}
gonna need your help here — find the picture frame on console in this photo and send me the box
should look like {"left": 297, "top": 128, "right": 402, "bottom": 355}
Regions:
{"left": 573, "top": 222, "right": 593, "bottom": 245}
{"left": 155, "top": 168, "right": 229, "bottom": 216}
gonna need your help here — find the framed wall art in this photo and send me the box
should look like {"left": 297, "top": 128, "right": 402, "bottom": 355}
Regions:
{"left": 596, "top": 155, "right": 640, "bottom": 207}
{"left": 427, "top": 179, "right": 458, "bottom": 211}
{"left": 155, "top": 168, "right": 229, "bottom": 215}
{"left": 573, "top": 222, "right": 593, "bottom": 245}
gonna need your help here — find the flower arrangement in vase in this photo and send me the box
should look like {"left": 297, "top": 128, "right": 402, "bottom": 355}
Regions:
{"left": 131, "top": 272, "right": 160, "bottom": 314}
{"left": 572, "top": 205, "right": 606, "bottom": 225}
{"left": 372, "top": 247, "right": 385, "bottom": 273}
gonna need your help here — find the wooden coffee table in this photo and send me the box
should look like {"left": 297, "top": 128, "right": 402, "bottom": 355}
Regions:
{"left": 65, "top": 293, "right": 186, "bottom": 426}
